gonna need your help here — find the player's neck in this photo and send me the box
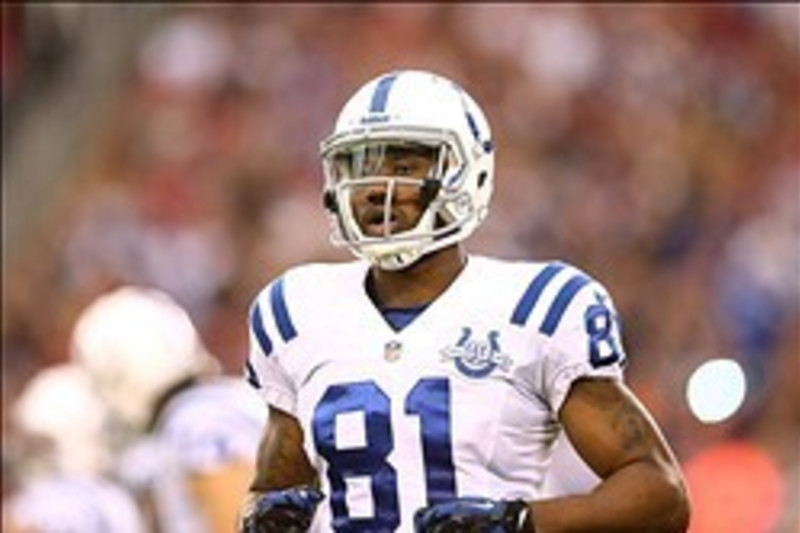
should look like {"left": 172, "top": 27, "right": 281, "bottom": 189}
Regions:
{"left": 366, "top": 245, "right": 467, "bottom": 310}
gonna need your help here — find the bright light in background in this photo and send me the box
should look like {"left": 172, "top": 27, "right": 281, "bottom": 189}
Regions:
{"left": 686, "top": 358, "right": 747, "bottom": 423}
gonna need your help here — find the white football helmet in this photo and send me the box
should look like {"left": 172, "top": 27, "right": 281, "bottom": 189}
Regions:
{"left": 69, "top": 286, "right": 215, "bottom": 431}
{"left": 320, "top": 69, "right": 494, "bottom": 270}
{"left": 11, "top": 363, "right": 112, "bottom": 477}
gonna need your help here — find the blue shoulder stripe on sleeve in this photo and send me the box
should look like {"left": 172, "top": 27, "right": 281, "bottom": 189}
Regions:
{"left": 250, "top": 303, "right": 273, "bottom": 356}
{"left": 270, "top": 277, "right": 298, "bottom": 342}
{"left": 539, "top": 273, "right": 591, "bottom": 335}
{"left": 511, "top": 262, "right": 565, "bottom": 326}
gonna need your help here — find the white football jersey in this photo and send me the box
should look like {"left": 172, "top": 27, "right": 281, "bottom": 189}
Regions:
{"left": 247, "top": 255, "right": 626, "bottom": 532}
{"left": 116, "top": 376, "right": 267, "bottom": 533}
{"left": 541, "top": 432, "right": 602, "bottom": 497}
{"left": 5, "top": 473, "right": 146, "bottom": 533}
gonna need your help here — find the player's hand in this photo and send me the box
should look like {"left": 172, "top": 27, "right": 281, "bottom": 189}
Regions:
{"left": 239, "top": 486, "right": 324, "bottom": 533}
{"left": 414, "top": 497, "right": 531, "bottom": 533}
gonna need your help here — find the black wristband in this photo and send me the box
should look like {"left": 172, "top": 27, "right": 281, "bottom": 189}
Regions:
{"left": 510, "top": 500, "right": 534, "bottom": 533}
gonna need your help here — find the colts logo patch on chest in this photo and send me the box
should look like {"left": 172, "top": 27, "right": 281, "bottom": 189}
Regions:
{"left": 440, "top": 327, "right": 513, "bottom": 378}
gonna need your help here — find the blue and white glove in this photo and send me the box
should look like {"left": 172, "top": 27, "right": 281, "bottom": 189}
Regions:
{"left": 414, "top": 497, "right": 531, "bottom": 533}
{"left": 239, "top": 486, "right": 324, "bottom": 533}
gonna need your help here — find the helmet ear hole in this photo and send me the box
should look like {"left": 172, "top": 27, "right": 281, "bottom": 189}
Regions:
{"left": 478, "top": 171, "right": 488, "bottom": 188}
{"left": 323, "top": 191, "right": 339, "bottom": 213}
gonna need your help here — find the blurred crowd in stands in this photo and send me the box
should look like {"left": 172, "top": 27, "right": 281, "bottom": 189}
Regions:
{"left": 3, "top": 4, "right": 798, "bottom": 531}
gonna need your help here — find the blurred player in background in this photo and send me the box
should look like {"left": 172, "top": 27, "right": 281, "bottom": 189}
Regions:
{"left": 69, "top": 285, "right": 268, "bottom": 533}
{"left": 2, "top": 362, "right": 147, "bottom": 533}
{"left": 238, "top": 69, "right": 690, "bottom": 532}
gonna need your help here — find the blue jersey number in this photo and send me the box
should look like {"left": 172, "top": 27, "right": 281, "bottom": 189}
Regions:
{"left": 312, "top": 378, "right": 456, "bottom": 532}
{"left": 584, "top": 298, "right": 625, "bottom": 368}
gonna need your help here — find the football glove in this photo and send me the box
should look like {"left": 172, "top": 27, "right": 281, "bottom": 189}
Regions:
{"left": 414, "top": 497, "right": 531, "bottom": 533}
{"left": 239, "top": 486, "right": 324, "bottom": 533}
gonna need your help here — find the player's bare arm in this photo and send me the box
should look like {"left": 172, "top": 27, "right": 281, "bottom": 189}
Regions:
{"left": 238, "top": 407, "right": 322, "bottom": 532}
{"left": 529, "top": 378, "right": 690, "bottom": 533}
{"left": 250, "top": 406, "right": 317, "bottom": 492}
{"left": 189, "top": 460, "right": 257, "bottom": 533}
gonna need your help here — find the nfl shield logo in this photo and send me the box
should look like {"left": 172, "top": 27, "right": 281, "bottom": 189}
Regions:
{"left": 384, "top": 340, "right": 402, "bottom": 362}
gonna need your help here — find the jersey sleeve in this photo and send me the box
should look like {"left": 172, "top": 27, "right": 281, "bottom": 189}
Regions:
{"left": 115, "top": 436, "right": 164, "bottom": 491}
{"left": 539, "top": 271, "right": 627, "bottom": 415}
{"left": 510, "top": 261, "right": 628, "bottom": 415}
{"left": 244, "top": 274, "right": 299, "bottom": 415}
{"left": 156, "top": 383, "right": 266, "bottom": 473}
{"left": 8, "top": 475, "right": 147, "bottom": 533}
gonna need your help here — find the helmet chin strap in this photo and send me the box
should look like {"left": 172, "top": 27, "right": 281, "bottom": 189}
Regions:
{"left": 373, "top": 248, "right": 421, "bottom": 271}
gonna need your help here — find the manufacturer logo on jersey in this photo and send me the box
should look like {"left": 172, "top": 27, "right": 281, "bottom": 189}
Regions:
{"left": 440, "top": 327, "right": 512, "bottom": 378}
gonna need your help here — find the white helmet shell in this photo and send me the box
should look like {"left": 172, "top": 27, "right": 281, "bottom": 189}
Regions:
{"left": 11, "top": 363, "right": 111, "bottom": 477}
{"left": 320, "top": 70, "right": 494, "bottom": 270}
{"left": 70, "top": 286, "right": 213, "bottom": 431}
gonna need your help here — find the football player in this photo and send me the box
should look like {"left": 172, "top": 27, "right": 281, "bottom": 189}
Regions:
{"left": 239, "top": 70, "right": 690, "bottom": 532}
{"left": 3, "top": 363, "right": 147, "bottom": 533}
{"left": 70, "top": 286, "right": 268, "bottom": 533}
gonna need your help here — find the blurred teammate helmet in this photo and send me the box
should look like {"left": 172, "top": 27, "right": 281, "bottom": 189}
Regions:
{"left": 11, "top": 363, "right": 111, "bottom": 477}
{"left": 320, "top": 69, "right": 494, "bottom": 270}
{"left": 70, "top": 286, "right": 214, "bottom": 430}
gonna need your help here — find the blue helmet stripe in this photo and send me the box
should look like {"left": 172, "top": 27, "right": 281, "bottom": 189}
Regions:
{"left": 539, "top": 274, "right": 591, "bottom": 335}
{"left": 511, "top": 262, "right": 565, "bottom": 326}
{"left": 465, "top": 110, "right": 481, "bottom": 142}
{"left": 250, "top": 302, "right": 273, "bottom": 356}
{"left": 270, "top": 277, "right": 297, "bottom": 342}
{"left": 369, "top": 73, "right": 399, "bottom": 113}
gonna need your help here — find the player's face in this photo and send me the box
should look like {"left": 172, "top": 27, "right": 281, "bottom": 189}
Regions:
{"left": 335, "top": 143, "right": 438, "bottom": 237}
